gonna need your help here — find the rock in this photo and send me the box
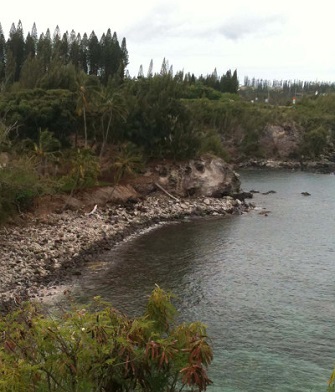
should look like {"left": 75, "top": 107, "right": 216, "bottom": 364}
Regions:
{"left": 258, "top": 210, "right": 271, "bottom": 215}
{"left": 233, "top": 191, "right": 253, "bottom": 201}
{"left": 301, "top": 192, "right": 311, "bottom": 196}
{"left": 262, "top": 190, "right": 276, "bottom": 195}
{"left": 157, "top": 156, "right": 240, "bottom": 198}
{"left": 259, "top": 123, "right": 301, "bottom": 159}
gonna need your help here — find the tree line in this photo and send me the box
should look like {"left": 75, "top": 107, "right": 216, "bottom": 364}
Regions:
{"left": 0, "top": 20, "right": 129, "bottom": 89}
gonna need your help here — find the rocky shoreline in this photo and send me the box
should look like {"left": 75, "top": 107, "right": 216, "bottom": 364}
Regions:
{"left": 236, "top": 158, "right": 335, "bottom": 173}
{"left": 0, "top": 194, "right": 252, "bottom": 313}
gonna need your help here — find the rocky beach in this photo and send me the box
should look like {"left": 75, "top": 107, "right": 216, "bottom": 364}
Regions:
{"left": 0, "top": 156, "right": 254, "bottom": 312}
{"left": 0, "top": 194, "right": 252, "bottom": 310}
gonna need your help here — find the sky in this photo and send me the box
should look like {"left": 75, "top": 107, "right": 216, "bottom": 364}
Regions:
{"left": 2, "top": 0, "right": 335, "bottom": 83}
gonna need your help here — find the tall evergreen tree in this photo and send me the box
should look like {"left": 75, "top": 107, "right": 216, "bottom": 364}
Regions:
{"left": 88, "top": 31, "right": 100, "bottom": 75}
{"left": 0, "top": 23, "right": 6, "bottom": 83}
{"left": 31, "top": 23, "right": 38, "bottom": 42}
{"left": 37, "top": 29, "right": 52, "bottom": 72}
{"left": 80, "top": 33, "right": 88, "bottom": 74}
{"left": 6, "top": 20, "right": 25, "bottom": 81}
{"left": 231, "top": 69, "right": 239, "bottom": 93}
{"left": 52, "top": 25, "right": 61, "bottom": 59}
{"left": 160, "top": 57, "right": 168, "bottom": 76}
{"left": 59, "top": 32, "right": 69, "bottom": 63}
{"left": 147, "top": 59, "right": 153, "bottom": 78}
{"left": 69, "top": 30, "right": 81, "bottom": 69}
{"left": 120, "top": 37, "right": 129, "bottom": 74}
{"left": 110, "top": 31, "right": 122, "bottom": 78}
{"left": 137, "top": 64, "right": 144, "bottom": 78}
{"left": 25, "top": 32, "right": 36, "bottom": 59}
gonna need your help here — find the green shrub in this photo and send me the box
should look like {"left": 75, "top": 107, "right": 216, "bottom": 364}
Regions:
{"left": 300, "top": 126, "right": 329, "bottom": 158}
{"left": 0, "top": 286, "right": 213, "bottom": 391}
{"left": 198, "top": 129, "right": 231, "bottom": 161}
{"left": 0, "top": 157, "right": 47, "bottom": 222}
{"left": 58, "top": 148, "right": 100, "bottom": 192}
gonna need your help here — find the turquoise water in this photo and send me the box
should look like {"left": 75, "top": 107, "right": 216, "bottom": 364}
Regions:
{"left": 74, "top": 170, "right": 335, "bottom": 391}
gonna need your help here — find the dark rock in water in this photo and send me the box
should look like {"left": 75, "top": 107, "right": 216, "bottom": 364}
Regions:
{"left": 258, "top": 210, "right": 271, "bottom": 215}
{"left": 250, "top": 189, "right": 260, "bottom": 194}
{"left": 233, "top": 192, "right": 253, "bottom": 201}
{"left": 262, "top": 190, "right": 277, "bottom": 195}
{"left": 301, "top": 192, "right": 311, "bottom": 196}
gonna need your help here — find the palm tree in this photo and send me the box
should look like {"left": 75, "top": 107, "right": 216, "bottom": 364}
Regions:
{"left": 98, "top": 86, "right": 128, "bottom": 159}
{"left": 32, "top": 128, "right": 61, "bottom": 175}
{"left": 75, "top": 72, "right": 89, "bottom": 148}
{"left": 75, "top": 72, "right": 100, "bottom": 148}
{"left": 111, "top": 142, "right": 144, "bottom": 183}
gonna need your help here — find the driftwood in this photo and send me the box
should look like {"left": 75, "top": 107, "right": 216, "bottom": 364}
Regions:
{"left": 154, "top": 182, "right": 180, "bottom": 202}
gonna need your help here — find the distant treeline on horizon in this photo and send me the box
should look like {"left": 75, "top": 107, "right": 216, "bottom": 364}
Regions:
{"left": 0, "top": 19, "right": 335, "bottom": 96}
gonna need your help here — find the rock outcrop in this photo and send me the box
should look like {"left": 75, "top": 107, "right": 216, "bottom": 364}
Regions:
{"left": 259, "top": 123, "right": 301, "bottom": 159}
{"left": 154, "top": 156, "right": 241, "bottom": 198}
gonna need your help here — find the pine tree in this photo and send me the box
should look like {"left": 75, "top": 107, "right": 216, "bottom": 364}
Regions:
{"left": 25, "top": 32, "right": 36, "bottom": 59}
{"left": 0, "top": 23, "right": 6, "bottom": 83}
{"left": 59, "top": 32, "right": 69, "bottom": 63}
{"left": 120, "top": 37, "right": 129, "bottom": 75}
{"left": 88, "top": 31, "right": 100, "bottom": 75}
{"left": 52, "top": 25, "right": 61, "bottom": 59}
{"left": 80, "top": 33, "right": 89, "bottom": 73}
{"left": 69, "top": 30, "right": 81, "bottom": 69}
{"left": 31, "top": 22, "right": 38, "bottom": 42}
{"left": 231, "top": 69, "right": 239, "bottom": 93}
{"left": 147, "top": 59, "right": 153, "bottom": 78}
{"left": 6, "top": 20, "right": 25, "bottom": 82}
{"left": 160, "top": 57, "right": 168, "bottom": 76}
{"left": 137, "top": 64, "right": 144, "bottom": 78}
{"left": 37, "top": 29, "right": 52, "bottom": 72}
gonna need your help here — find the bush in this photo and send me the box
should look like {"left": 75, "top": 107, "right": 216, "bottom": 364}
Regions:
{"left": 0, "top": 286, "right": 213, "bottom": 391}
{"left": 58, "top": 148, "right": 100, "bottom": 192}
{"left": 0, "top": 157, "right": 48, "bottom": 222}
{"left": 301, "top": 126, "right": 329, "bottom": 158}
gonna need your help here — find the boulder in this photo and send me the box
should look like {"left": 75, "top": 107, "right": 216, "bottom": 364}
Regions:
{"left": 260, "top": 123, "right": 301, "bottom": 158}
{"left": 157, "top": 156, "right": 241, "bottom": 198}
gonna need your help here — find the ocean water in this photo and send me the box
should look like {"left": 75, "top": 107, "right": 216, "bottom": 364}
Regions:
{"left": 74, "top": 170, "right": 335, "bottom": 391}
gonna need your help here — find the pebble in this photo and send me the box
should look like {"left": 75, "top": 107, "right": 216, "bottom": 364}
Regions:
{"left": 0, "top": 194, "right": 252, "bottom": 306}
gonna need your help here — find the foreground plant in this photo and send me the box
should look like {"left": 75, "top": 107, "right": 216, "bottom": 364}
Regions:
{"left": 0, "top": 286, "right": 213, "bottom": 391}
{"left": 329, "top": 368, "right": 335, "bottom": 392}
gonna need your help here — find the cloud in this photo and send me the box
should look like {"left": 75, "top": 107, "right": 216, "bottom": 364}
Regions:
{"left": 125, "top": 3, "right": 183, "bottom": 41}
{"left": 216, "top": 14, "right": 286, "bottom": 41}
{"left": 126, "top": 5, "right": 285, "bottom": 45}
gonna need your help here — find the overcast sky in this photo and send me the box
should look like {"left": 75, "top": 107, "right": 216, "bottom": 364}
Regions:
{"left": 2, "top": 0, "right": 334, "bottom": 83}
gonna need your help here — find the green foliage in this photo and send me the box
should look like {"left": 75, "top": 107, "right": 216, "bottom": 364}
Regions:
{"left": 300, "top": 126, "right": 329, "bottom": 158}
{"left": 184, "top": 98, "right": 276, "bottom": 158}
{"left": 125, "top": 75, "right": 201, "bottom": 160}
{"left": 198, "top": 129, "right": 231, "bottom": 161}
{"left": 0, "top": 156, "right": 48, "bottom": 222}
{"left": 59, "top": 148, "right": 100, "bottom": 191}
{"left": 20, "top": 128, "right": 62, "bottom": 176}
{"left": 0, "top": 286, "right": 213, "bottom": 391}
{"left": 110, "top": 142, "right": 145, "bottom": 183}
{"left": 0, "top": 89, "right": 76, "bottom": 144}
{"left": 329, "top": 368, "right": 335, "bottom": 392}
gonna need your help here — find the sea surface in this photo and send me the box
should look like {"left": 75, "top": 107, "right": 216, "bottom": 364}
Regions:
{"left": 73, "top": 170, "right": 335, "bottom": 391}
